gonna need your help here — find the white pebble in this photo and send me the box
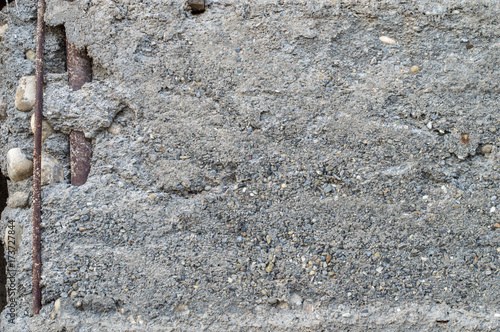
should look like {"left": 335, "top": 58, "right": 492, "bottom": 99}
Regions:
{"left": 490, "top": 206, "right": 496, "bottom": 213}
{"left": 108, "top": 123, "right": 122, "bottom": 135}
{"left": 427, "top": 122, "right": 432, "bottom": 129}
{"left": 289, "top": 293, "right": 302, "bottom": 306}
{"left": 15, "top": 76, "right": 36, "bottom": 112}
{"left": 7, "top": 148, "right": 33, "bottom": 182}
{"left": 25, "top": 50, "right": 36, "bottom": 61}
{"left": 0, "top": 24, "right": 7, "bottom": 40}
{"left": 379, "top": 36, "right": 396, "bottom": 45}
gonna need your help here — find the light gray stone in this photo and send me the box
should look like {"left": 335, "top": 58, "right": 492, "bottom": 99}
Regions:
{"left": 7, "top": 192, "right": 29, "bottom": 208}
{"left": 0, "top": 24, "right": 7, "bottom": 40}
{"left": 41, "top": 154, "right": 64, "bottom": 186}
{"left": 15, "top": 76, "right": 36, "bottom": 112}
{"left": 7, "top": 148, "right": 33, "bottom": 182}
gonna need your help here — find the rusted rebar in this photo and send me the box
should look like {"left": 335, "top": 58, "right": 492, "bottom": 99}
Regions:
{"left": 32, "top": 0, "right": 46, "bottom": 315}
{"left": 66, "top": 42, "right": 92, "bottom": 186}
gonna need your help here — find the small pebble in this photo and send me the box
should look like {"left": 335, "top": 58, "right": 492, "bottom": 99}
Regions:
{"left": 490, "top": 206, "right": 496, "bottom": 213}
{"left": 481, "top": 145, "right": 493, "bottom": 154}
{"left": 175, "top": 304, "right": 188, "bottom": 312}
{"left": 41, "top": 154, "right": 64, "bottom": 186}
{"left": 0, "top": 24, "right": 7, "bottom": 40}
{"left": 15, "top": 76, "right": 36, "bottom": 112}
{"left": 25, "top": 50, "right": 36, "bottom": 61}
{"left": 108, "top": 123, "right": 122, "bottom": 135}
{"left": 342, "top": 312, "right": 352, "bottom": 318}
{"left": 277, "top": 301, "right": 289, "bottom": 310}
{"left": 7, "top": 148, "right": 33, "bottom": 182}
{"left": 7, "top": 192, "right": 29, "bottom": 208}
{"left": 427, "top": 122, "right": 432, "bottom": 129}
{"left": 422, "top": 195, "right": 429, "bottom": 200}
{"left": 289, "top": 293, "right": 302, "bottom": 306}
{"left": 410, "top": 65, "right": 420, "bottom": 74}
{"left": 379, "top": 36, "right": 396, "bottom": 45}
{"left": 54, "top": 299, "right": 61, "bottom": 312}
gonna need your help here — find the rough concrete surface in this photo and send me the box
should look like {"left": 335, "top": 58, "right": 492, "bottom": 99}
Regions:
{"left": 0, "top": 0, "right": 499, "bottom": 330}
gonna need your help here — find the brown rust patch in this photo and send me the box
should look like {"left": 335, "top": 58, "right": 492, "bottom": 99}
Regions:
{"left": 460, "top": 133, "right": 470, "bottom": 145}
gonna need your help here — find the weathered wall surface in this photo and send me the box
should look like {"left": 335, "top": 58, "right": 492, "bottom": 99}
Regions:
{"left": 0, "top": 0, "right": 499, "bottom": 330}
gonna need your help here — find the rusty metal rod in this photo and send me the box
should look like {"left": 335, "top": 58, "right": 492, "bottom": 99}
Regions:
{"left": 32, "top": 0, "right": 46, "bottom": 315}
{"left": 66, "top": 42, "right": 92, "bottom": 186}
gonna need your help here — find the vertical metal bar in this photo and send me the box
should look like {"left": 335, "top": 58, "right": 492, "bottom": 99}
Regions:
{"left": 67, "top": 42, "right": 92, "bottom": 91}
{"left": 69, "top": 131, "right": 92, "bottom": 186}
{"left": 33, "top": 0, "right": 46, "bottom": 315}
{"left": 66, "top": 42, "right": 92, "bottom": 186}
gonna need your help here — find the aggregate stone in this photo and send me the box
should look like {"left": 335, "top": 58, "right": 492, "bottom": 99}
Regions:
{"left": 6, "top": 148, "right": 33, "bottom": 182}
{"left": 7, "top": 192, "right": 29, "bottom": 208}
{"left": 14, "top": 76, "right": 36, "bottom": 112}
{"left": 41, "top": 154, "right": 64, "bottom": 186}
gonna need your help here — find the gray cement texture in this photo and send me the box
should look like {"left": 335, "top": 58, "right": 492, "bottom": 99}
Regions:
{"left": 0, "top": 0, "right": 499, "bottom": 330}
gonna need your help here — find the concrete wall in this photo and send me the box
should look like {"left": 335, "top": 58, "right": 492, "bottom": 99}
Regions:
{"left": 0, "top": 0, "right": 499, "bottom": 330}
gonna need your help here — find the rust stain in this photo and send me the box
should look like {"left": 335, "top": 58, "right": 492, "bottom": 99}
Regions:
{"left": 67, "top": 42, "right": 93, "bottom": 185}
{"left": 460, "top": 133, "right": 470, "bottom": 145}
{"left": 33, "top": 0, "right": 46, "bottom": 315}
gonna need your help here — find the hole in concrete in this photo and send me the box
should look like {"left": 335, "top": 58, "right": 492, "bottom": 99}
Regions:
{"left": 187, "top": 0, "right": 205, "bottom": 14}
{"left": 45, "top": 25, "right": 68, "bottom": 74}
{"left": 0, "top": 172, "right": 8, "bottom": 311}
{"left": 0, "top": 0, "right": 6, "bottom": 11}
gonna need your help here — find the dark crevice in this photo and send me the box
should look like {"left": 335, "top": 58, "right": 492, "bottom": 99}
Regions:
{"left": 45, "top": 25, "right": 67, "bottom": 74}
{"left": 0, "top": 0, "right": 5, "bottom": 11}
{"left": 0, "top": 171, "right": 8, "bottom": 311}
